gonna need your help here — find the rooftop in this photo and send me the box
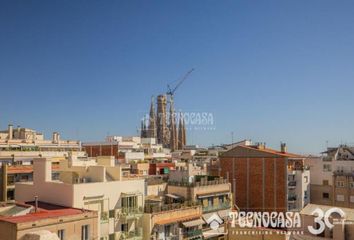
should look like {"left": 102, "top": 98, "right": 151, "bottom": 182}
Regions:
{"left": 0, "top": 201, "right": 91, "bottom": 224}
{"left": 301, "top": 204, "right": 354, "bottom": 221}
{"left": 221, "top": 144, "right": 303, "bottom": 158}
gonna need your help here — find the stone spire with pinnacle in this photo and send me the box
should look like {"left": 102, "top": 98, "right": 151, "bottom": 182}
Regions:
{"left": 182, "top": 115, "right": 186, "bottom": 146}
{"left": 169, "top": 96, "right": 177, "bottom": 151}
{"left": 178, "top": 112, "right": 183, "bottom": 150}
{"left": 140, "top": 119, "right": 146, "bottom": 138}
{"left": 147, "top": 96, "right": 156, "bottom": 138}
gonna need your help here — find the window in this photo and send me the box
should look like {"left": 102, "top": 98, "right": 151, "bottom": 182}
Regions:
{"left": 336, "top": 181, "right": 345, "bottom": 188}
{"left": 122, "top": 196, "right": 137, "bottom": 209}
{"left": 121, "top": 223, "right": 128, "bottom": 232}
{"left": 323, "top": 180, "right": 329, "bottom": 186}
{"left": 58, "top": 229, "right": 65, "bottom": 240}
{"left": 218, "top": 196, "right": 224, "bottom": 203}
{"left": 337, "top": 166, "right": 344, "bottom": 172}
{"left": 208, "top": 197, "right": 214, "bottom": 206}
{"left": 350, "top": 196, "right": 354, "bottom": 203}
{"left": 323, "top": 164, "right": 332, "bottom": 172}
{"left": 336, "top": 194, "right": 345, "bottom": 202}
{"left": 109, "top": 210, "right": 115, "bottom": 218}
{"left": 350, "top": 182, "right": 354, "bottom": 189}
{"left": 323, "top": 193, "right": 329, "bottom": 199}
{"left": 81, "top": 225, "right": 89, "bottom": 240}
{"left": 304, "top": 176, "right": 309, "bottom": 183}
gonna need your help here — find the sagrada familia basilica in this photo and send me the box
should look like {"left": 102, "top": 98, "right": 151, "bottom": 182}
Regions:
{"left": 140, "top": 94, "right": 186, "bottom": 151}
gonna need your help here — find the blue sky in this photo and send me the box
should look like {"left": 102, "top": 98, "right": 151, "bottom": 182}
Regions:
{"left": 1, "top": 0, "right": 354, "bottom": 154}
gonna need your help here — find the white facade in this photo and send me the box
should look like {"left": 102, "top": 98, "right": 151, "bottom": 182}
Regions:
{"left": 287, "top": 167, "right": 310, "bottom": 211}
{"left": 15, "top": 157, "right": 145, "bottom": 239}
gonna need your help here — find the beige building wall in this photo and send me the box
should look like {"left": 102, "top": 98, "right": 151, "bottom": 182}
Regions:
{"left": 0, "top": 211, "right": 98, "bottom": 240}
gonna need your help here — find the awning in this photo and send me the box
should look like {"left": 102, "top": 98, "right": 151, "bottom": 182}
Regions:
{"left": 155, "top": 214, "right": 201, "bottom": 226}
{"left": 202, "top": 226, "right": 225, "bottom": 239}
{"left": 202, "top": 213, "right": 215, "bottom": 222}
{"left": 165, "top": 193, "right": 181, "bottom": 199}
{"left": 217, "top": 209, "right": 230, "bottom": 219}
{"left": 83, "top": 195, "right": 104, "bottom": 200}
{"left": 182, "top": 218, "right": 205, "bottom": 227}
{"left": 121, "top": 191, "right": 142, "bottom": 197}
{"left": 197, "top": 192, "right": 229, "bottom": 198}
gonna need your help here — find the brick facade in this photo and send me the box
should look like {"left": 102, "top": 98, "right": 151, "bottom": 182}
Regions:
{"left": 219, "top": 145, "right": 293, "bottom": 213}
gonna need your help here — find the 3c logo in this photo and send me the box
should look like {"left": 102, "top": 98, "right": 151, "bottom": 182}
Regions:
{"left": 308, "top": 208, "right": 346, "bottom": 235}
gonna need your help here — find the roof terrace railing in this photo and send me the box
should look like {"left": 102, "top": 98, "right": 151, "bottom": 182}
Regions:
{"left": 144, "top": 201, "right": 200, "bottom": 214}
{"left": 168, "top": 178, "right": 228, "bottom": 187}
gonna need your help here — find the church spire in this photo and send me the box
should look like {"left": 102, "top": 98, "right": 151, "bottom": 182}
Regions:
{"left": 147, "top": 96, "right": 156, "bottom": 138}
{"left": 140, "top": 119, "right": 146, "bottom": 138}
{"left": 182, "top": 115, "right": 186, "bottom": 146}
{"left": 178, "top": 112, "right": 183, "bottom": 150}
{"left": 169, "top": 96, "right": 177, "bottom": 151}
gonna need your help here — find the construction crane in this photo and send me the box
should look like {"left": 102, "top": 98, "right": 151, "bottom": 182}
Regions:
{"left": 166, "top": 68, "right": 194, "bottom": 97}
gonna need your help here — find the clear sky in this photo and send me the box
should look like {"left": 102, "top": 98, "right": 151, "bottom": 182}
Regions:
{"left": 1, "top": 0, "right": 354, "bottom": 154}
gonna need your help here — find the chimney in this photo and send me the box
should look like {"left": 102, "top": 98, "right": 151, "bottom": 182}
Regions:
{"left": 52, "top": 132, "right": 60, "bottom": 144}
{"left": 52, "top": 132, "right": 57, "bottom": 143}
{"left": 33, "top": 158, "right": 52, "bottom": 183}
{"left": 281, "top": 143, "right": 287, "bottom": 153}
{"left": 8, "top": 124, "right": 13, "bottom": 140}
{"left": 256, "top": 142, "right": 265, "bottom": 150}
{"left": 34, "top": 196, "right": 38, "bottom": 213}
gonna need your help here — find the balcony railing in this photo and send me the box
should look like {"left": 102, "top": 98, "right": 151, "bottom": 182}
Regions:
{"left": 333, "top": 170, "right": 354, "bottom": 176}
{"left": 120, "top": 228, "right": 143, "bottom": 240}
{"left": 288, "top": 181, "right": 296, "bottom": 187}
{"left": 183, "top": 229, "right": 203, "bottom": 238}
{"left": 145, "top": 201, "right": 200, "bottom": 214}
{"left": 120, "top": 207, "right": 143, "bottom": 219}
{"left": 168, "top": 179, "right": 228, "bottom": 187}
{"left": 100, "top": 211, "right": 109, "bottom": 223}
{"left": 323, "top": 156, "right": 333, "bottom": 162}
{"left": 202, "top": 201, "right": 231, "bottom": 213}
{"left": 288, "top": 196, "right": 297, "bottom": 202}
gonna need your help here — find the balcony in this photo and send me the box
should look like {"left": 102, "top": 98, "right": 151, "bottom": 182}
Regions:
{"left": 183, "top": 229, "right": 203, "bottom": 239}
{"left": 120, "top": 228, "right": 143, "bottom": 240}
{"left": 288, "top": 196, "right": 297, "bottom": 203}
{"left": 145, "top": 201, "right": 200, "bottom": 214}
{"left": 202, "top": 202, "right": 230, "bottom": 213}
{"left": 288, "top": 181, "right": 296, "bottom": 189}
{"left": 120, "top": 207, "right": 143, "bottom": 220}
{"left": 323, "top": 156, "right": 333, "bottom": 162}
{"left": 100, "top": 211, "right": 109, "bottom": 223}
{"left": 168, "top": 178, "right": 228, "bottom": 187}
{"left": 333, "top": 170, "right": 354, "bottom": 177}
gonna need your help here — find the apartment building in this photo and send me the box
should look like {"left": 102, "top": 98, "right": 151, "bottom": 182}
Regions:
{"left": 167, "top": 164, "right": 232, "bottom": 240}
{"left": 131, "top": 162, "right": 150, "bottom": 176}
{"left": 83, "top": 136, "right": 171, "bottom": 164}
{"left": 15, "top": 155, "right": 145, "bottom": 240}
{"left": 149, "top": 162, "right": 176, "bottom": 176}
{"left": 219, "top": 143, "right": 310, "bottom": 213}
{"left": 0, "top": 124, "right": 85, "bottom": 202}
{"left": 0, "top": 201, "right": 98, "bottom": 240}
{"left": 143, "top": 201, "right": 203, "bottom": 240}
{"left": 0, "top": 124, "right": 83, "bottom": 165}
{"left": 299, "top": 204, "right": 354, "bottom": 240}
{"left": 0, "top": 164, "right": 60, "bottom": 202}
{"left": 307, "top": 145, "right": 354, "bottom": 208}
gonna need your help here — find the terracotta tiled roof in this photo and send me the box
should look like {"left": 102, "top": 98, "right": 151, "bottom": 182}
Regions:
{"left": 0, "top": 202, "right": 91, "bottom": 224}
{"left": 222, "top": 145, "right": 303, "bottom": 158}
{"left": 7, "top": 165, "right": 59, "bottom": 174}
